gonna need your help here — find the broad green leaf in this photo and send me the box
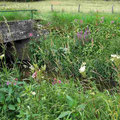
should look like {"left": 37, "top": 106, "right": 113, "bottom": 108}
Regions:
{"left": 57, "top": 111, "right": 72, "bottom": 119}
{"left": 8, "top": 104, "right": 15, "bottom": 110}
{"left": 3, "top": 104, "right": 7, "bottom": 111}
{"left": 66, "top": 95, "right": 77, "bottom": 108}
{"left": 32, "top": 114, "right": 39, "bottom": 117}
{"left": 6, "top": 96, "right": 11, "bottom": 102}
{"left": 8, "top": 88, "right": 13, "bottom": 95}
{"left": 0, "top": 93, "right": 5, "bottom": 103}
{"left": 77, "top": 104, "right": 86, "bottom": 111}
{"left": 66, "top": 95, "right": 73, "bottom": 102}
{"left": 0, "top": 88, "right": 8, "bottom": 93}
{"left": 17, "top": 98, "right": 21, "bottom": 103}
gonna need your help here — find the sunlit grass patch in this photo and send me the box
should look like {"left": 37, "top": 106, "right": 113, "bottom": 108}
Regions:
{"left": 0, "top": 0, "right": 120, "bottom": 13}
{"left": 0, "top": 10, "right": 39, "bottom": 21}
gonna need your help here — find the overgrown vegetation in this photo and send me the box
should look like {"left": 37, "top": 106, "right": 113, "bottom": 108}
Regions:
{"left": 1, "top": 12, "right": 120, "bottom": 120}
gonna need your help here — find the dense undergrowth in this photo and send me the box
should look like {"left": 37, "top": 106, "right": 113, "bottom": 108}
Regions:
{"left": 30, "top": 12, "right": 120, "bottom": 89}
{"left": 1, "top": 12, "right": 120, "bottom": 120}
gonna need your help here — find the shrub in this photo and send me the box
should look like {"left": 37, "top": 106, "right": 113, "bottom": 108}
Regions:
{"left": 0, "top": 67, "right": 26, "bottom": 119}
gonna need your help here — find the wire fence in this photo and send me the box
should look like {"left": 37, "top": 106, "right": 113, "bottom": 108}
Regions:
{"left": 0, "top": 2, "right": 119, "bottom": 13}
{"left": 50, "top": 4, "right": 115, "bottom": 13}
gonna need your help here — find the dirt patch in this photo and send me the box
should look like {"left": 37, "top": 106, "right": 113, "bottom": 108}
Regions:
{"left": 50, "top": 1, "right": 61, "bottom": 5}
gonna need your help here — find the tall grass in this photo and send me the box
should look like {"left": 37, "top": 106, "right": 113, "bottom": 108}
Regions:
{"left": 29, "top": 12, "right": 120, "bottom": 89}
{"left": 0, "top": 11, "right": 39, "bottom": 21}
{"left": 1, "top": 10, "right": 120, "bottom": 119}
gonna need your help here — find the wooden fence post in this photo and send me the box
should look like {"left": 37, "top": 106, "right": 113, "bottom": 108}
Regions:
{"left": 78, "top": 4, "right": 80, "bottom": 12}
{"left": 62, "top": 8, "right": 64, "bottom": 12}
{"left": 31, "top": 10, "right": 33, "bottom": 19}
{"left": 112, "top": 5, "right": 114, "bottom": 13}
{"left": 51, "top": 4, "right": 54, "bottom": 12}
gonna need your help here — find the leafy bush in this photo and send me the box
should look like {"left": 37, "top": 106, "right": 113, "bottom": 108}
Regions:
{"left": 0, "top": 66, "right": 26, "bottom": 119}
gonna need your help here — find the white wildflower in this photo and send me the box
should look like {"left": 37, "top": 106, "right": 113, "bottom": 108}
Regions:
{"left": 111, "top": 54, "right": 120, "bottom": 60}
{"left": 110, "top": 58, "right": 114, "bottom": 62}
{"left": 41, "top": 76, "right": 44, "bottom": 79}
{"left": 29, "top": 65, "right": 35, "bottom": 71}
{"left": 0, "top": 54, "right": 4, "bottom": 60}
{"left": 31, "top": 91, "right": 36, "bottom": 95}
{"left": 27, "top": 106, "right": 30, "bottom": 110}
{"left": 79, "top": 62, "right": 86, "bottom": 78}
{"left": 79, "top": 66, "right": 86, "bottom": 73}
{"left": 117, "top": 56, "right": 120, "bottom": 59}
{"left": 111, "top": 54, "right": 120, "bottom": 59}
{"left": 79, "top": 62, "right": 86, "bottom": 73}
{"left": 111, "top": 54, "right": 117, "bottom": 58}
{"left": 67, "top": 35, "right": 70, "bottom": 38}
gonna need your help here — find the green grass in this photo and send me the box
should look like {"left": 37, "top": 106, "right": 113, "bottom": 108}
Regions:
{"left": 0, "top": 0, "right": 120, "bottom": 21}
{"left": 25, "top": 12, "right": 120, "bottom": 119}
{"left": 0, "top": 12, "right": 30, "bottom": 21}
{"left": 48, "top": 12, "right": 120, "bottom": 26}
{"left": 1, "top": 3, "right": 120, "bottom": 119}
{"left": 0, "top": 10, "right": 40, "bottom": 21}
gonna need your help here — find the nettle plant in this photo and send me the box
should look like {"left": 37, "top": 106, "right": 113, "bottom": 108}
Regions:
{"left": 0, "top": 67, "right": 25, "bottom": 119}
